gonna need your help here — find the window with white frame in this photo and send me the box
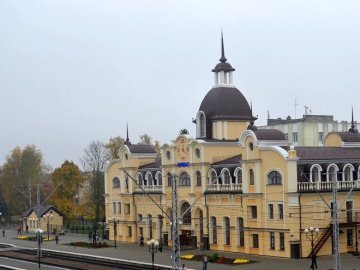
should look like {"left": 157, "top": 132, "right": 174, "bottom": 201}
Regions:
{"left": 249, "top": 206, "right": 257, "bottom": 219}
{"left": 235, "top": 168, "right": 242, "bottom": 184}
{"left": 209, "top": 170, "right": 217, "bottom": 185}
{"left": 223, "top": 217, "right": 230, "bottom": 245}
{"left": 222, "top": 169, "right": 231, "bottom": 185}
{"left": 112, "top": 177, "right": 120, "bottom": 188}
{"left": 270, "top": 232, "right": 275, "bottom": 250}
{"left": 278, "top": 203, "right": 284, "bottom": 220}
{"left": 268, "top": 204, "right": 274, "bottom": 219}
{"left": 343, "top": 164, "right": 354, "bottom": 181}
{"left": 113, "top": 202, "right": 116, "bottom": 213}
{"left": 136, "top": 173, "right": 143, "bottom": 186}
{"left": 310, "top": 165, "right": 321, "bottom": 182}
{"left": 146, "top": 172, "right": 153, "bottom": 186}
{"left": 292, "top": 132, "right": 298, "bottom": 142}
{"left": 327, "top": 165, "right": 338, "bottom": 182}
{"left": 268, "top": 170, "right": 282, "bottom": 185}
{"left": 237, "top": 217, "right": 244, "bottom": 247}
{"left": 179, "top": 172, "right": 191, "bottom": 186}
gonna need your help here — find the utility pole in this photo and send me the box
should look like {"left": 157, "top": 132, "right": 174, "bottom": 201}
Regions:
{"left": 171, "top": 173, "right": 181, "bottom": 270}
{"left": 332, "top": 173, "right": 340, "bottom": 270}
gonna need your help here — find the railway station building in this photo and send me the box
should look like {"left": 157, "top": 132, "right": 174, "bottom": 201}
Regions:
{"left": 104, "top": 37, "right": 360, "bottom": 258}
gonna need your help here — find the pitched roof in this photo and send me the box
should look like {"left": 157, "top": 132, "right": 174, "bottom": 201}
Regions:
{"left": 212, "top": 155, "right": 242, "bottom": 166}
{"left": 296, "top": 147, "right": 360, "bottom": 161}
{"left": 22, "top": 205, "right": 63, "bottom": 218}
{"left": 336, "top": 132, "right": 360, "bottom": 142}
{"left": 138, "top": 158, "right": 162, "bottom": 170}
{"left": 128, "top": 144, "right": 156, "bottom": 154}
{"left": 255, "top": 129, "right": 286, "bottom": 141}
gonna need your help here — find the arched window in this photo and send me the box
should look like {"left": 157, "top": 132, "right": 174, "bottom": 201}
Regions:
{"left": 310, "top": 165, "right": 321, "bottom": 182}
{"left": 167, "top": 172, "right": 172, "bottom": 187}
{"left": 223, "top": 217, "right": 230, "bottom": 245}
{"left": 156, "top": 172, "right": 162, "bottom": 186}
{"left": 179, "top": 172, "right": 191, "bottom": 186}
{"left": 112, "top": 177, "right": 120, "bottom": 188}
{"left": 343, "top": 164, "right": 354, "bottom": 181}
{"left": 181, "top": 202, "right": 191, "bottom": 224}
{"left": 199, "top": 112, "right": 206, "bottom": 138}
{"left": 211, "top": 216, "right": 217, "bottom": 244}
{"left": 249, "top": 169, "right": 254, "bottom": 185}
{"left": 222, "top": 169, "right": 231, "bottom": 185}
{"left": 196, "top": 171, "right": 202, "bottom": 186}
{"left": 268, "top": 170, "right": 282, "bottom": 185}
{"left": 145, "top": 172, "right": 153, "bottom": 186}
{"left": 234, "top": 168, "right": 242, "bottom": 184}
{"left": 209, "top": 170, "right": 217, "bottom": 185}
{"left": 327, "top": 165, "right": 338, "bottom": 182}
{"left": 237, "top": 217, "right": 244, "bottom": 247}
{"left": 136, "top": 173, "right": 143, "bottom": 186}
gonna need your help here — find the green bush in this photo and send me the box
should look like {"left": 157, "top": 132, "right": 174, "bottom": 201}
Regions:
{"left": 209, "top": 253, "right": 218, "bottom": 263}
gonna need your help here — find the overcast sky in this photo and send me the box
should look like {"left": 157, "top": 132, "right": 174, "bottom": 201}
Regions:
{"left": 1, "top": 0, "right": 360, "bottom": 169}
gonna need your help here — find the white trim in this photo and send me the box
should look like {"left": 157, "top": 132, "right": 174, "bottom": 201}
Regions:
{"left": 310, "top": 164, "right": 322, "bottom": 182}
{"left": 326, "top": 164, "right": 339, "bottom": 182}
{"left": 239, "top": 130, "right": 257, "bottom": 147}
{"left": 220, "top": 168, "right": 231, "bottom": 185}
{"left": 342, "top": 164, "right": 355, "bottom": 181}
{"left": 259, "top": 145, "right": 289, "bottom": 159}
{"left": 234, "top": 167, "right": 242, "bottom": 184}
{"left": 208, "top": 169, "right": 218, "bottom": 185}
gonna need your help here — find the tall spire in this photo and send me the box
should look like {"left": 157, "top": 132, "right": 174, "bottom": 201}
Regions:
{"left": 220, "top": 31, "right": 227, "bottom": 63}
{"left": 125, "top": 123, "right": 131, "bottom": 145}
{"left": 348, "top": 107, "right": 358, "bottom": 133}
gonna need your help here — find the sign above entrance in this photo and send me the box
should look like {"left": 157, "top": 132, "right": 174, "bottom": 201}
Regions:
{"left": 176, "top": 162, "right": 189, "bottom": 168}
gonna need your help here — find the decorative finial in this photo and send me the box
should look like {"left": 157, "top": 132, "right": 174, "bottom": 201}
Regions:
{"left": 125, "top": 123, "right": 131, "bottom": 145}
{"left": 247, "top": 101, "right": 257, "bottom": 131}
{"left": 219, "top": 31, "right": 227, "bottom": 63}
{"left": 349, "top": 107, "right": 358, "bottom": 133}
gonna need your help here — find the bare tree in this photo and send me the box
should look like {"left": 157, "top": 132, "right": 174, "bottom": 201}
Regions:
{"left": 81, "top": 141, "right": 110, "bottom": 233}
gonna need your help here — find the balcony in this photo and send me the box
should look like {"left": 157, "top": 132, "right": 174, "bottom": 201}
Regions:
{"left": 298, "top": 180, "right": 360, "bottom": 193}
{"left": 206, "top": 183, "right": 243, "bottom": 194}
{"left": 134, "top": 185, "right": 163, "bottom": 194}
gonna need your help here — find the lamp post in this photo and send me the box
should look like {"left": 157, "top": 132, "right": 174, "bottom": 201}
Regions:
{"left": 147, "top": 238, "right": 159, "bottom": 270}
{"left": 108, "top": 217, "right": 118, "bottom": 249}
{"left": 46, "top": 211, "right": 53, "bottom": 240}
{"left": 0, "top": 212, "right": 2, "bottom": 228}
{"left": 305, "top": 226, "right": 319, "bottom": 270}
{"left": 36, "top": 228, "right": 43, "bottom": 269}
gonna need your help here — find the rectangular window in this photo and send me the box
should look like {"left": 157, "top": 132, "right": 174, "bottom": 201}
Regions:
{"left": 292, "top": 132, "right": 298, "bottom": 142}
{"left": 270, "top": 232, "right": 275, "bottom": 250}
{"left": 128, "top": 226, "right": 132, "bottom": 237}
{"left": 113, "top": 202, "right": 116, "bottom": 213}
{"left": 268, "top": 204, "right": 274, "bottom": 219}
{"left": 279, "top": 232, "right": 285, "bottom": 250}
{"left": 118, "top": 202, "right": 121, "bottom": 214}
{"left": 284, "top": 133, "right": 288, "bottom": 140}
{"left": 249, "top": 206, "right": 257, "bottom": 219}
{"left": 318, "top": 132, "right": 323, "bottom": 142}
{"left": 347, "top": 229, "right": 353, "bottom": 246}
{"left": 252, "top": 234, "right": 259, "bottom": 248}
{"left": 125, "top": 204, "right": 131, "bottom": 214}
{"left": 278, "top": 204, "right": 284, "bottom": 220}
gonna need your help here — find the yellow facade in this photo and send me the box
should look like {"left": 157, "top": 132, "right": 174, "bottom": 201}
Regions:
{"left": 105, "top": 41, "right": 360, "bottom": 259}
{"left": 23, "top": 207, "right": 64, "bottom": 233}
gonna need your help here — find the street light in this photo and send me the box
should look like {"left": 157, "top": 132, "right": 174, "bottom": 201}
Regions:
{"left": 147, "top": 238, "right": 159, "bottom": 270}
{"left": 46, "top": 211, "right": 53, "bottom": 240}
{"left": 36, "top": 228, "right": 43, "bottom": 269}
{"left": 108, "top": 217, "right": 118, "bottom": 249}
{"left": 305, "top": 226, "right": 319, "bottom": 270}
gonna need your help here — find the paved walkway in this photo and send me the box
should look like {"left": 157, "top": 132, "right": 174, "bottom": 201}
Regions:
{"left": 1, "top": 229, "right": 360, "bottom": 270}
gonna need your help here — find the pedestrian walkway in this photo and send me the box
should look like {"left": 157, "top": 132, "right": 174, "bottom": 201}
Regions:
{"left": 1, "top": 229, "right": 360, "bottom": 270}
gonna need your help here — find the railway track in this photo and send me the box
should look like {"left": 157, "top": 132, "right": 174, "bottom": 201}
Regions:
{"left": 0, "top": 246, "right": 170, "bottom": 270}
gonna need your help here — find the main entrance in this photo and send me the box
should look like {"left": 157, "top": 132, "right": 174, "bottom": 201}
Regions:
{"left": 180, "top": 230, "right": 192, "bottom": 246}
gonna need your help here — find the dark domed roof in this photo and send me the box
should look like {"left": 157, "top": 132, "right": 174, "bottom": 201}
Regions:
{"left": 199, "top": 87, "right": 254, "bottom": 121}
{"left": 212, "top": 62, "right": 235, "bottom": 72}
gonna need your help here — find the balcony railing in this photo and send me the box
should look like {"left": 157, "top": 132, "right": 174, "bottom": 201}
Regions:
{"left": 206, "top": 183, "right": 243, "bottom": 193}
{"left": 135, "top": 185, "right": 163, "bottom": 193}
{"left": 298, "top": 180, "right": 360, "bottom": 192}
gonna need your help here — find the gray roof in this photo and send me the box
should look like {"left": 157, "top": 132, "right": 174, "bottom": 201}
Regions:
{"left": 22, "top": 205, "right": 63, "bottom": 218}
{"left": 296, "top": 147, "right": 360, "bottom": 161}
{"left": 138, "top": 158, "right": 161, "bottom": 170}
{"left": 255, "top": 129, "right": 286, "bottom": 141}
{"left": 199, "top": 87, "right": 254, "bottom": 122}
{"left": 336, "top": 132, "right": 360, "bottom": 142}
{"left": 128, "top": 144, "right": 156, "bottom": 154}
{"left": 211, "top": 155, "right": 242, "bottom": 166}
